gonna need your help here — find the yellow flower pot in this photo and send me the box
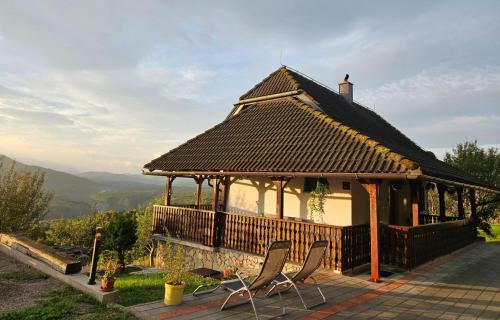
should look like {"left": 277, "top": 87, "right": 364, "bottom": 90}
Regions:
{"left": 164, "top": 282, "right": 185, "bottom": 306}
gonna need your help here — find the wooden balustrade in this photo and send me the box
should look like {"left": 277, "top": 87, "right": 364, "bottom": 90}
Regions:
{"left": 381, "top": 219, "right": 475, "bottom": 269}
{"left": 152, "top": 205, "right": 475, "bottom": 272}
{"left": 152, "top": 205, "right": 218, "bottom": 247}
{"left": 152, "top": 205, "right": 369, "bottom": 272}
{"left": 220, "top": 213, "right": 359, "bottom": 271}
{"left": 419, "top": 213, "right": 460, "bottom": 225}
{"left": 171, "top": 204, "right": 223, "bottom": 211}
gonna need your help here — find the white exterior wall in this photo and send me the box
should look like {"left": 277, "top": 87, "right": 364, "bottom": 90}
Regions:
{"left": 226, "top": 177, "right": 370, "bottom": 226}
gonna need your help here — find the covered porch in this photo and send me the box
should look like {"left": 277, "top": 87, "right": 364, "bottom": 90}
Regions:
{"left": 149, "top": 172, "right": 480, "bottom": 281}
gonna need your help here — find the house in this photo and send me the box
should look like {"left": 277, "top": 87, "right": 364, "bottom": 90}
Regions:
{"left": 143, "top": 66, "right": 498, "bottom": 281}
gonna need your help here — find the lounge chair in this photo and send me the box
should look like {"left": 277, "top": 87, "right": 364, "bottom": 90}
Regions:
{"left": 220, "top": 240, "right": 291, "bottom": 320}
{"left": 266, "top": 240, "right": 328, "bottom": 309}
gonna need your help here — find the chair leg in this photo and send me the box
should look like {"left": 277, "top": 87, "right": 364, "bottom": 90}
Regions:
{"left": 221, "top": 288, "right": 249, "bottom": 311}
{"left": 302, "top": 277, "right": 326, "bottom": 309}
{"left": 247, "top": 292, "right": 259, "bottom": 320}
{"left": 193, "top": 283, "right": 220, "bottom": 296}
{"left": 290, "top": 282, "right": 308, "bottom": 309}
{"left": 266, "top": 281, "right": 292, "bottom": 297}
{"left": 276, "top": 288, "right": 287, "bottom": 316}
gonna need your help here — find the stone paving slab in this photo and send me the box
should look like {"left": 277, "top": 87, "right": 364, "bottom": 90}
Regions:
{"left": 129, "top": 242, "right": 500, "bottom": 319}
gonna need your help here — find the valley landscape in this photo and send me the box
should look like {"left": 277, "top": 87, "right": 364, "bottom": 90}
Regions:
{"left": 0, "top": 154, "right": 202, "bottom": 219}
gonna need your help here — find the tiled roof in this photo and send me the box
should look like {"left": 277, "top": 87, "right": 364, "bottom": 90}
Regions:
{"left": 145, "top": 67, "right": 496, "bottom": 190}
{"left": 144, "top": 97, "right": 412, "bottom": 174}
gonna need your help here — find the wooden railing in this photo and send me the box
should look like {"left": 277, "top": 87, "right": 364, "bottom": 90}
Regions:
{"left": 152, "top": 205, "right": 220, "bottom": 247}
{"left": 381, "top": 219, "right": 475, "bottom": 269}
{"left": 171, "top": 204, "right": 223, "bottom": 211}
{"left": 153, "top": 205, "right": 475, "bottom": 272}
{"left": 152, "top": 205, "right": 369, "bottom": 271}
{"left": 221, "top": 213, "right": 361, "bottom": 271}
{"left": 419, "top": 213, "right": 460, "bottom": 225}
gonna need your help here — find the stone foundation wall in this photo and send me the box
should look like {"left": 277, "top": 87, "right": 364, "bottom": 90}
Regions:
{"left": 152, "top": 237, "right": 301, "bottom": 275}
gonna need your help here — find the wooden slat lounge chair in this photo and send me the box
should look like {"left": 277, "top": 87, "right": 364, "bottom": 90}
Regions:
{"left": 220, "top": 240, "right": 291, "bottom": 320}
{"left": 266, "top": 240, "right": 328, "bottom": 309}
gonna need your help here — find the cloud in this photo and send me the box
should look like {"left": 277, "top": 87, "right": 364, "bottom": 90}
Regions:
{"left": 0, "top": 107, "right": 74, "bottom": 126}
{"left": 0, "top": 0, "right": 498, "bottom": 173}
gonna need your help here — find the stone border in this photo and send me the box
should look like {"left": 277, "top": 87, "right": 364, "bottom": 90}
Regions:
{"left": 0, "top": 243, "right": 119, "bottom": 303}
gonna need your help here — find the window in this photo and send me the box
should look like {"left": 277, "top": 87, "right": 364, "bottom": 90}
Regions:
{"left": 342, "top": 181, "right": 351, "bottom": 190}
{"left": 303, "top": 178, "right": 329, "bottom": 192}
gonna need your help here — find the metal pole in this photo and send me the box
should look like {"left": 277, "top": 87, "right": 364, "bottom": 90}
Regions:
{"left": 87, "top": 227, "right": 103, "bottom": 285}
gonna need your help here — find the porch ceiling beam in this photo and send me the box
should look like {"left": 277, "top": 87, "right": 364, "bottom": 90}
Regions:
{"left": 143, "top": 170, "right": 418, "bottom": 180}
{"left": 418, "top": 175, "right": 499, "bottom": 195}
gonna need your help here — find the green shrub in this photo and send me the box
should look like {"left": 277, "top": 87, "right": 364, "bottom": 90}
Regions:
{"left": 103, "top": 211, "right": 137, "bottom": 270}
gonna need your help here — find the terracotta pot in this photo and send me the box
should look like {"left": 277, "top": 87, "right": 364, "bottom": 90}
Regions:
{"left": 101, "top": 278, "right": 115, "bottom": 292}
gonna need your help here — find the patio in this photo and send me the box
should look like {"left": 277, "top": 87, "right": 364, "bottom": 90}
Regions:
{"left": 129, "top": 241, "right": 500, "bottom": 319}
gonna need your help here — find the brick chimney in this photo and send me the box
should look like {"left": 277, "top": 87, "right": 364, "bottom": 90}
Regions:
{"left": 339, "top": 74, "right": 353, "bottom": 104}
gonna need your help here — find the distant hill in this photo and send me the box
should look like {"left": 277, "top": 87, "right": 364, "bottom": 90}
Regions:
{"left": 77, "top": 171, "right": 195, "bottom": 188}
{"left": 0, "top": 155, "right": 174, "bottom": 219}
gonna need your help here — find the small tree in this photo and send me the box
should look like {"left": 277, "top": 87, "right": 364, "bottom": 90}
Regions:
{"left": 104, "top": 211, "right": 137, "bottom": 270}
{"left": 444, "top": 140, "right": 499, "bottom": 233}
{"left": 0, "top": 161, "right": 53, "bottom": 233}
{"left": 163, "top": 235, "right": 186, "bottom": 285}
{"left": 133, "top": 196, "right": 163, "bottom": 266}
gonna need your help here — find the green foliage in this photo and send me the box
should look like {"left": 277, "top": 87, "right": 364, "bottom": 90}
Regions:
{"left": 477, "top": 224, "right": 500, "bottom": 245}
{"left": 115, "top": 272, "right": 218, "bottom": 307}
{"left": 308, "top": 179, "right": 329, "bottom": 222}
{"left": 163, "top": 236, "right": 186, "bottom": 285}
{"left": 444, "top": 140, "right": 500, "bottom": 233}
{"left": 104, "top": 211, "right": 138, "bottom": 270}
{"left": 0, "top": 287, "right": 136, "bottom": 320}
{"left": 129, "top": 196, "right": 163, "bottom": 266}
{"left": 0, "top": 271, "right": 49, "bottom": 282}
{"left": 0, "top": 161, "right": 53, "bottom": 233}
{"left": 43, "top": 211, "right": 114, "bottom": 255}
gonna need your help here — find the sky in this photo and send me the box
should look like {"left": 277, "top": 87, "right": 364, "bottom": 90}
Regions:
{"left": 0, "top": 0, "right": 499, "bottom": 174}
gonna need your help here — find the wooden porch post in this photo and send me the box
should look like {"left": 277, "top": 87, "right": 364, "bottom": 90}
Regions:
{"left": 469, "top": 188, "right": 477, "bottom": 220}
{"left": 164, "top": 176, "right": 175, "bottom": 206}
{"left": 194, "top": 176, "right": 205, "bottom": 209}
{"left": 410, "top": 181, "right": 420, "bottom": 226}
{"left": 211, "top": 177, "right": 220, "bottom": 212}
{"left": 457, "top": 187, "right": 465, "bottom": 219}
{"left": 438, "top": 184, "right": 446, "bottom": 219}
{"left": 220, "top": 177, "right": 230, "bottom": 212}
{"left": 272, "top": 178, "right": 290, "bottom": 219}
{"left": 363, "top": 182, "right": 380, "bottom": 282}
{"left": 469, "top": 188, "right": 477, "bottom": 239}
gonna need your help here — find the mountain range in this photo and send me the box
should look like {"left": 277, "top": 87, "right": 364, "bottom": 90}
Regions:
{"left": 0, "top": 155, "right": 197, "bottom": 219}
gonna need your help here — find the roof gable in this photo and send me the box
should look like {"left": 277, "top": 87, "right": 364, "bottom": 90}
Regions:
{"left": 144, "top": 97, "right": 413, "bottom": 175}
{"left": 144, "top": 66, "right": 497, "bottom": 191}
{"left": 233, "top": 67, "right": 489, "bottom": 188}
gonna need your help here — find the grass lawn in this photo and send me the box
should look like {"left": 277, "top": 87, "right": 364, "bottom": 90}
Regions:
{"left": 115, "top": 272, "right": 219, "bottom": 307}
{"left": 0, "top": 271, "right": 49, "bottom": 282}
{"left": 478, "top": 224, "right": 500, "bottom": 244}
{"left": 0, "top": 287, "right": 136, "bottom": 320}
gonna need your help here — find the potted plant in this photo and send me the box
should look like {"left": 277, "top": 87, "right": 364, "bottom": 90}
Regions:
{"left": 163, "top": 236, "right": 186, "bottom": 305}
{"left": 100, "top": 257, "right": 118, "bottom": 292}
{"left": 222, "top": 259, "right": 242, "bottom": 280}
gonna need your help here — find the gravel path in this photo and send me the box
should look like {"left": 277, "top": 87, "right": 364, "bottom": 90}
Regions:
{"left": 0, "top": 251, "right": 67, "bottom": 311}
